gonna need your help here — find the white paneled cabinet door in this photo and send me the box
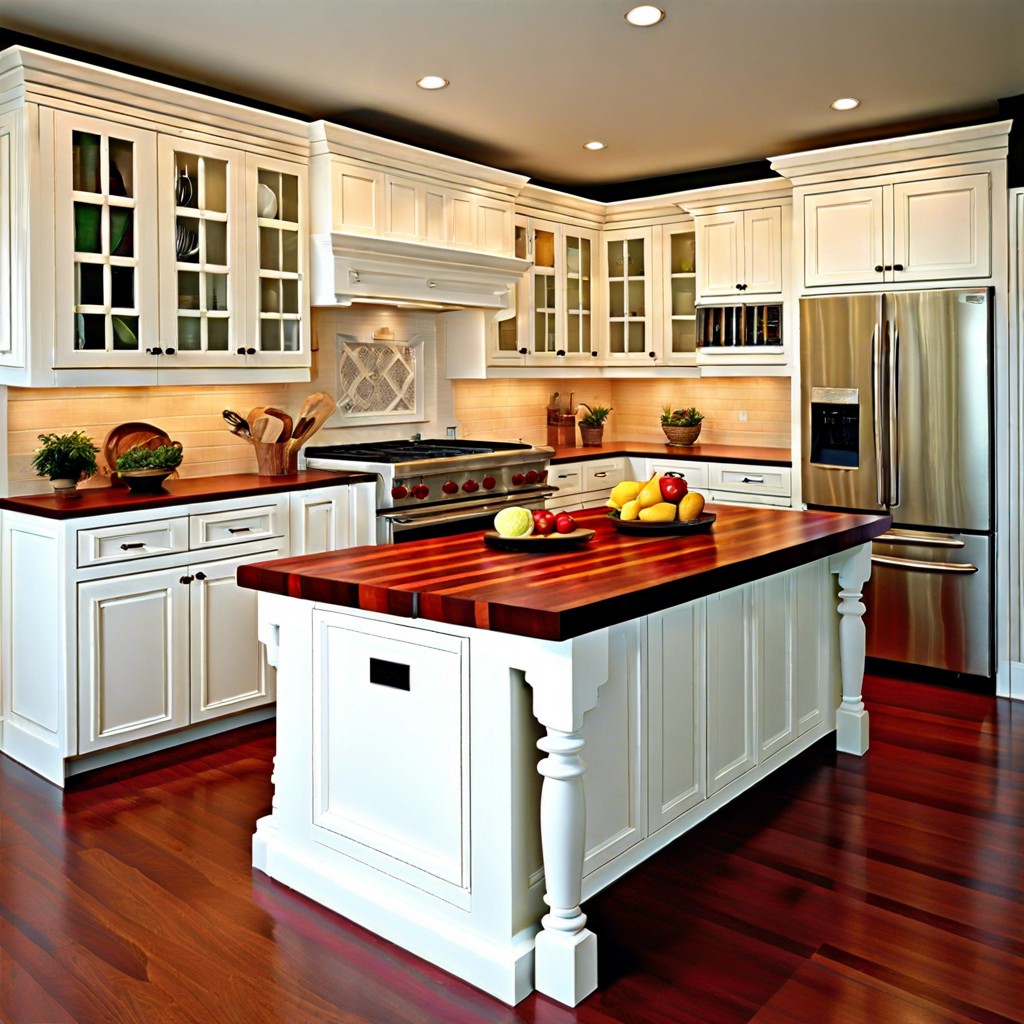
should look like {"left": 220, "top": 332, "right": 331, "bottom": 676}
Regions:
{"left": 604, "top": 227, "right": 655, "bottom": 363}
{"left": 743, "top": 206, "right": 783, "bottom": 294}
{"left": 189, "top": 549, "right": 280, "bottom": 722}
{"left": 705, "top": 584, "right": 756, "bottom": 794}
{"left": 757, "top": 574, "right": 796, "bottom": 760}
{"left": 696, "top": 212, "right": 742, "bottom": 298}
{"left": 53, "top": 111, "right": 160, "bottom": 369}
{"left": 77, "top": 566, "right": 190, "bottom": 753}
{"left": 803, "top": 186, "right": 886, "bottom": 288}
{"left": 892, "top": 173, "right": 990, "bottom": 281}
{"left": 647, "top": 600, "right": 705, "bottom": 831}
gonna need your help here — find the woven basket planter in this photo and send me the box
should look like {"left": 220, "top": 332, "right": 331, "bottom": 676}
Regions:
{"left": 579, "top": 426, "right": 605, "bottom": 447}
{"left": 662, "top": 423, "right": 702, "bottom": 446}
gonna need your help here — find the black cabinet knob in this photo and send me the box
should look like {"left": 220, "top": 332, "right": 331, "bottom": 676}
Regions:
{"left": 179, "top": 575, "right": 193, "bottom": 585}
{"left": 893, "top": 263, "right": 904, "bottom": 271}
{"left": 146, "top": 347, "right": 163, "bottom": 356}
{"left": 164, "top": 347, "right": 176, "bottom": 355}
{"left": 246, "top": 347, "right": 256, "bottom": 355}
{"left": 591, "top": 350, "right": 598, "bottom": 357}
{"left": 518, "top": 347, "right": 528, "bottom": 355}
{"left": 874, "top": 265, "right": 884, "bottom": 272}
{"left": 556, "top": 349, "right": 566, "bottom": 357}
{"left": 194, "top": 571, "right": 206, "bottom": 581}
{"left": 648, "top": 351, "right": 657, "bottom": 359}
{"left": 237, "top": 347, "right": 247, "bottom": 355}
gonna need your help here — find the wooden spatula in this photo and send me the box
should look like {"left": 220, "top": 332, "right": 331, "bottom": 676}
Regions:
{"left": 252, "top": 414, "right": 284, "bottom": 444}
{"left": 264, "top": 406, "right": 293, "bottom": 441}
{"left": 286, "top": 392, "right": 335, "bottom": 454}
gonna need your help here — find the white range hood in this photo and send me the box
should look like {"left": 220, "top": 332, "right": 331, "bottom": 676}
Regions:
{"left": 311, "top": 232, "right": 532, "bottom": 312}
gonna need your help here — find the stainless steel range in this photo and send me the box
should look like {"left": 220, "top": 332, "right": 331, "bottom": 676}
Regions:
{"left": 304, "top": 439, "right": 555, "bottom": 543}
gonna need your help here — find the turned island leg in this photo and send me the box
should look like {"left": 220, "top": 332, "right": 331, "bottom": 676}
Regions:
{"left": 521, "top": 629, "right": 610, "bottom": 1007}
{"left": 831, "top": 541, "right": 872, "bottom": 755}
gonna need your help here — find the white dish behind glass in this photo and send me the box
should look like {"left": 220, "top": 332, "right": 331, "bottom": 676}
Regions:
{"left": 257, "top": 183, "right": 278, "bottom": 218}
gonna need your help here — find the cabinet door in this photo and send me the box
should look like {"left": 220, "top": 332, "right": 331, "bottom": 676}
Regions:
{"left": 189, "top": 549, "right": 280, "bottom": 722}
{"left": 246, "top": 154, "right": 308, "bottom": 367}
{"left": 743, "top": 206, "right": 783, "bottom": 295}
{"left": 0, "top": 123, "right": 12, "bottom": 365}
{"left": 696, "top": 212, "right": 742, "bottom": 298}
{"left": 528, "top": 219, "right": 560, "bottom": 356}
{"left": 327, "top": 160, "right": 383, "bottom": 234}
{"left": 290, "top": 487, "right": 357, "bottom": 554}
{"left": 604, "top": 228, "right": 655, "bottom": 363}
{"left": 705, "top": 584, "right": 756, "bottom": 794}
{"left": 53, "top": 111, "right": 159, "bottom": 369}
{"left": 383, "top": 174, "right": 423, "bottom": 241}
{"left": 563, "top": 228, "right": 597, "bottom": 361}
{"left": 892, "top": 172, "right": 990, "bottom": 281}
{"left": 490, "top": 217, "right": 529, "bottom": 364}
{"left": 757, "top": 574, "right": 796, "bottom": 760}
{"left": 662, "top": 225, "right": 697, "bottom": 363}
{"left": 803, "top": 186, "right": 886, "bottom": 288}
{"left": 77, "top": 566, "right": 190, "bottom": 753}
{"left": 158, "top": 137, "right": 246, "bottom": 367}
{"left": 647, "top": 600, "right": 705, "bottom": 831}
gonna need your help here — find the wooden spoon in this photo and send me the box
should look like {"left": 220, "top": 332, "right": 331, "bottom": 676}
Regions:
{"left": 264, "top": 406, "right": 293, "bottom": 441}
{"left": 251, "top": 414, "right": 284, "bottom": 444}
{"left": 286, "top": 392, "right": 335, "bottom": 454}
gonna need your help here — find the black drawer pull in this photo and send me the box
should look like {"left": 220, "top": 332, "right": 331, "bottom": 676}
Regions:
{"left": 227, "top": 526, "right": 252, "bottom": 534}
{"left": 120, "top": 542, "right": 146, "bottom": 550}
{"left": 369, "top": 657, "right": 410, "bottom": 691}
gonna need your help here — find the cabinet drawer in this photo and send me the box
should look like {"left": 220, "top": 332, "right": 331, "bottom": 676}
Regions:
{"left": 708, "top": 463, "right": 791, "bottom": 498}
{"left": 189, "top": 502, "right": 284, "bottom": 549}
{"left": 648, "top": 461, "right": 709, "bottom": 490}
{"left": 77, "top": 517, "right": 189, "bottom": 568}
{"left": 550, "top": 464, "right": 583, "bottom": 497}
{"left": 582, "top": 459, "right": 626, "bottom": 491}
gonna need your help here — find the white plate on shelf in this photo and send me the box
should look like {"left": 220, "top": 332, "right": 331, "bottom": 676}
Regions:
{"left": 257, "top": 183, "right": 278, "bottom": 218}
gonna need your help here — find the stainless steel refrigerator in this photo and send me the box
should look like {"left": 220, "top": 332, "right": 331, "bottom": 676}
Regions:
{"left": 800, "top": 288, "right": 993, "bottom": 680}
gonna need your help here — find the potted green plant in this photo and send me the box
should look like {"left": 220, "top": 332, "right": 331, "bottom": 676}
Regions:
{"left": 661, "top": 406, "right": 704, "bottom": 446}
{"left": 578, "top": 403, "right": 612, "bottom": 447}
{"left": 116, "top": 442, "right": 184, "bottom": 493}
{"left": 31, "top": 431, "right": 99, "bottom": 494}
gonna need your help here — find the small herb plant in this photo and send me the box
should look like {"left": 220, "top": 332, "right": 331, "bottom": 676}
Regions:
{"left": 116, "top": 443, "right": 184, "bottom": 472}
{"left": 31, "top": 431, "right": 99, "bottom": 481}
{"left": 579, "top": 403, "right": 612, "bottom": 427}
{"left": 661, "top": 406, "right": 704, "bottom": 427}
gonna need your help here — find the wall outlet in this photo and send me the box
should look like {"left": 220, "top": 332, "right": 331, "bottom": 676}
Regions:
{"left": 738, "top": 410, "right": 748, "bottom": 422}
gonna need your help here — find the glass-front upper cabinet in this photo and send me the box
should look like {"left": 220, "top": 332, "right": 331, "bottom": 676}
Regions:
{"left": 604, "top": 227, "right": 654, "bottom": 363}
{"left": 54, "top": 113, "right": 159, "bottom": 368}
{"left": 663, "top": 226, "right": 697, "bottom": 363}
{"left": 563, "top": 230, "right": 594, "bottom": 360}
{"left": 530, "top": 221, "right": 558, "bottom": 355}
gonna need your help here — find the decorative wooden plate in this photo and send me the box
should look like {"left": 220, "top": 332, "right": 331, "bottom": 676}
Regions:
{"left": 101, "top": 422, "right": 173, "bottom": 486}
{"left": 608, "top": 512, "right": 716, "bottom": 534}
{"left": 483, "top": 528, "right": 596, "bottom": 552}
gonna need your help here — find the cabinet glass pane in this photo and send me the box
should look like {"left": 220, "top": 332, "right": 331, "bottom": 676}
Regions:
{"left": 110, "top": 208, "right": 133, "bottom": 258}
{"left": 178, "top": 270, "right": 200, "bottom": 310}
{"left": 205, "top": 220, "right": 227, "bottom": 266}
{"left": 627, "top": 322, "right": 645, "bottom": 353}
{"left": 671, "top": 320, "right": 696, "bottom": 354}
{"left": 281, "top": 230, "right": 298, "bottom": 273}
{"left": 72, "top": 132, "right": 102, "bottom": 193}
{"left": 73, "top": 202, "right": 102, "bottom": 253}
{"left": 535, "top": 228, "right": 555, "bottom": 268}
{"left": 259, "top": 226, "right": 280, "bottom": 271}
{"left": 281, "top": 278, "right": 298, "bottom": 315}
{"left": 261, "top": 319, "right": 282, "bottom": 351}
{"left": 626, "top": 238, "right": 645, "bottom": 276}
{"left": 261, "top": 280, "right": 280, "bottom": 313}
{"left": 514, "top": 223, "right": 527, "bottom": 260}
{"left": 608, "top": 240, "right": 626, "bottom": 278}
{"left": 627, "top": 280, "right": 645, "bottom": 317}
{"left": 206, "top": 273, "right": 227, "bottom": 312}
{"left": 609, "top": 285, "right": 625, "bottom": 319}
{"left": 497, "top": 317, "right": 518, "bottom": 353}
{"left": 76, "top": 313, "right": 105, "bottom": 350}
{"left": 283, "top": 320, "right": 299, "bottom": 352}
{"left": 670, "top": 231, "right": 695, "bottom": 273}
{"left": 178, "top": 316, "right": 201, "bottom": 351}
{"left": 77, "top": 263, "right": 103, "bottom": 306}
{"left": 672, "top": 277, "right": 695, "bottom": 316}
{"left": 201, "top": 158, "right": 227, "bottom": 214}
{"left": 110, "top": 266, "right": 134, "bottom": 308}
{"left": 207, "top": 317, "right": 229, "bottom": 351}
{"left": 111, "top": 314, "right": 138, "bottom": 350}
{"left": 567, "top": 276, "right": 579, "bottom": 310}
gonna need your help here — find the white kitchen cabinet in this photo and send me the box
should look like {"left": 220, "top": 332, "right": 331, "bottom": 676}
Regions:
{"left": 0, "top": 46, "right": 311, "bottom": 387}
{"left": 644, "top": 459, "right": 709, "bottom": 491}
{"left": 289, "top": 482, "right": 377, "bottom": 554}
{"left": 695, "top": 206, "right": 783, "bottom": 299}
{"left": 802, "top": 172, "right": 991, "bottom": 288}
{"left": 546, "top": 458, "right": 627, "bottom": 512}
{"left": 660, "top": 224, "right": 698, "bottom": 364}
{"left": 603, "top": 227, "right": 657, "bottom": 365}
{"left": 707, "top": 462, "right": 792, "bottom": 508}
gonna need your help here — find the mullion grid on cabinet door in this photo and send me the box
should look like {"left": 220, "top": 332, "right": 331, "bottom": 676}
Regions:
{"left": 607, "top": 236, "right": 647, "bottom": 357}
{"left": 257, "top": 168, "right": 302, "bottom": 354}
{"left": 532, "top": 226, "right": 557, "bottom": 354}
{"left": 565, "top": 233, "right": 592, "bottom": 357}
{"left": 175, "top": 151, "right": 232, "bottom": 355}
{"left": 72, "top": 131, "right": 141, "bottom": 354}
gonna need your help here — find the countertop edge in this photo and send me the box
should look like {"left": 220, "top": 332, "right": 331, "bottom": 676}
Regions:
{"left": 547, "top": 442, "right": 792, "bottom": 466}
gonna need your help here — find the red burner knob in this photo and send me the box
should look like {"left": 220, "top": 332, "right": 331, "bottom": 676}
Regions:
{"left": 525, "top": 469, "right": 539, "bottom": 484}
{"left": 442, "top": 480, "right": 459, "bottom": 495}
{"left": 391, "top": 485, "right": 409, "bottom": 500}
{"left": 482, "top": 476, "right": 496, "bottom": 490}
{"left": 511, "top": 473, "right": 525, "bottom": 485}
{"left": 412, "top": 484, "right": 430, "bottom": 500}
{"left": 540, "top": 469, "right": 549, "bottom": 482}
{"left": 462, "top": 479, "right": 479, "bottom": 493}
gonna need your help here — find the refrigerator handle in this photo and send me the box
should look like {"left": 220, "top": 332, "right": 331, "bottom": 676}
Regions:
{"left": 871, "top": 322, "right": 887, "bottom": 505}
{"left": 888, "top": 320, "right": 900, "bottom": 507}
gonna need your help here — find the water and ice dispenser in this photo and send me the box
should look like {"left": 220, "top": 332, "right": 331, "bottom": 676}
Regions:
{"left": 808, "top": 387, "right": 860, "bottom": 467}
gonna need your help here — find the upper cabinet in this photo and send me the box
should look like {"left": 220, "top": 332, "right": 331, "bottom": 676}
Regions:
{"left": 770, "top": 121, "right": 1011, "bottom": 294}
{"left": 695, "top": 206, "right": 783, "bottom": 299}
{"left": 0, "top": 46, "right": 312, "bottom": 387}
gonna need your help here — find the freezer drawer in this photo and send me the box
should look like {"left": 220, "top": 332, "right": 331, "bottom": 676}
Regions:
{"left": 863, "top": 529, "right": 991, "bottom": 678}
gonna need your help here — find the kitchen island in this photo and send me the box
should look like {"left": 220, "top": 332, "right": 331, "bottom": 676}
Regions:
{"left": 238, "top": 504, "right": 890, "bottom": 1006}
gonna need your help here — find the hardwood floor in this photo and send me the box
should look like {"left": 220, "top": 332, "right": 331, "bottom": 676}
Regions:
{"left": 1, "top": 675, "right": 1021, "bottom": 1023}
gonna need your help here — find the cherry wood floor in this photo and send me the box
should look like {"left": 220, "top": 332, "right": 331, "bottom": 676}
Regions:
{"left": 1, "top": 675, "right": 1021, "bottom": 1024}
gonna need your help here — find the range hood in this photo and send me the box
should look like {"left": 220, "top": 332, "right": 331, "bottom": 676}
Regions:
{"left": 311, "top": 233, "right": 532, "bottom": 313}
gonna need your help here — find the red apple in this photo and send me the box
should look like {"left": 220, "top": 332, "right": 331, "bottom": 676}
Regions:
{"left": 532, "top": 509, "right": 557, "bottom": 535}
{"left": 659, "top": 473, "right": 688, "bottom": 503}
{"left": 555, "top": 512, "right": 576, "bottom": 534}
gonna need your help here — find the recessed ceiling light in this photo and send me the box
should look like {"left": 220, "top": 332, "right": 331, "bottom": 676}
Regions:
{"left": 625, "top": 5, "right": 665, "bottom": 26}
{"left": 830, "top": 97, "right": 861, "bottom": 111}
{"left": 583, "top": 141, "right": 607, "bottom": 151}
{"left": 416, "top": 76, "right": 449, "bottom": 91}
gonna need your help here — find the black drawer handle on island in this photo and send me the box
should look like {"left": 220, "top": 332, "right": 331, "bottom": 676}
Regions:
{"left": 227, "top": 527, "right": 252, "bottom": 534}
{"left": 120, "top": 542, "right": 146, "bottom": 550}
{"left": 741, "top": 476, "right": 764, "bottom": 484}
{"left": 369, "top": 657, "right": 411, "bottom": 691}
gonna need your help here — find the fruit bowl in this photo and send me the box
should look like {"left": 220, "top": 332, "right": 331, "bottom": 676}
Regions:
{"left": 483, "top": 528, "right": 595, "bottom": 552}
{"left": 607, "top": 512, "right": 716, "bottom": 535}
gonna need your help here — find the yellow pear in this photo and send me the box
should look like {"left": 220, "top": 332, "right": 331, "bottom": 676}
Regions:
{"left": 678, "top": 491, "right": 706, "bottom": 521}
{"left": 609, "top": 480, "right": 642, "bottom": 508}
{"left": 639, "top": 501, "right": 678, "bottom": 522}
{"left": 637, "top": 474, "right": 663, "bottom": 509}
{"left": 619, "top": 498, "right": 641, "bottom": 521}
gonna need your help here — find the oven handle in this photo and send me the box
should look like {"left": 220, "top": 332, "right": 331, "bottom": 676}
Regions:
{"left": 382, "top": 490, "right": 555, "bottom": 528}
{"left": 871, "top": 554, "right": 978, "bottom": 575}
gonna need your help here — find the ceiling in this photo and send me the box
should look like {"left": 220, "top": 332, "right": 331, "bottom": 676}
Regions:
{"left": 0, "top": 0, "right": 1022, "bottom": 194}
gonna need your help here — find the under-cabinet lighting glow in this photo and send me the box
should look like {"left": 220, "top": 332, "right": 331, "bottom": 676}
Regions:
{"left": 416, "top": 76, "right": 449, "bottom": 90}
{"left": 830, "top": 97, "right": 861, "bottom": 111}
{"left": 583, "top": 140, "right": 607, "bottom": 151}
{"left": 625, "top": 5, "right": 666, "bottom": 27}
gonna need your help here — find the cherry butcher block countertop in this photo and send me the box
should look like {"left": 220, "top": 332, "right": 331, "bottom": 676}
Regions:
{"left": 547, "top": 442, "right": 791, "bottom": 465}
{"left": 238, "top": 505, "right": 890, "bottom": 642}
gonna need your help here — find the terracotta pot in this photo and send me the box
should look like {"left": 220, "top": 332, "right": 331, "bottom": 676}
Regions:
{"left": 579, "top": 426, "right": 605, "bottom": 447}
{"left": 662, "top": 423, "right": 702, "bottom": 446}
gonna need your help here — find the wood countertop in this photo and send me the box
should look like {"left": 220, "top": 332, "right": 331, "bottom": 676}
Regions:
{"left": 0, "top": 470, "right": 377, "bottom": 520}
{"left": 238, "top": 505, "right": 890, "bottom": 642}
{"left": 547, "top": 442, "right": 791, "bottom": 465}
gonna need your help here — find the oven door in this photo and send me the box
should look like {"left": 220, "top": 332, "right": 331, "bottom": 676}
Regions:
{"left": 379, "top": 489, "right": 554, "bottom": 544}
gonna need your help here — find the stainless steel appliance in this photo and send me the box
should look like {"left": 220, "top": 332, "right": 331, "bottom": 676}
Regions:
{"left": 304, "top": 439, "right": 554, "bottom": 543}
{"left": 697, "top": 303, "right": 783, "bottom": 350}
{"left": 800, "top": 288, "right": 993, "bottom": 681}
